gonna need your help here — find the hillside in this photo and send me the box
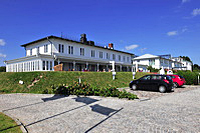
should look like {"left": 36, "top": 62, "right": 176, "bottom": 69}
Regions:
{"left": 0, "top": 71, "right": 133, "bottom": 94}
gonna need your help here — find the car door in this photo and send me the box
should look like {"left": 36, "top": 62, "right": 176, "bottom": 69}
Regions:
{"left": 138, "top": 75, "right": 152, "bottom": 90}
{"left": 150, "top": 75, "right": 160, "bottom": 91}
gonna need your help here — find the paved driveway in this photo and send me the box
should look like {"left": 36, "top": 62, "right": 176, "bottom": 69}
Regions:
{"left": 0, "top": 87, "right": 200, "bottom": 133}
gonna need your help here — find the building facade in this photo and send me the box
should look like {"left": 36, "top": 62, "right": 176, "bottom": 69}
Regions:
{"left": 172, "top": 57, "right": 192, "bottom": 71}
{"left": 133, "top": 54, "right": 192, "bottom": 72}
{"left": 5, "top": 34, "right": 134, "bottom": 72}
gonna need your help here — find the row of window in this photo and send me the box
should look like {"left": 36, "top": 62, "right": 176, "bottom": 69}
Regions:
{"left": 7, "top": 61, "right": 41, "bottom": 72}
{"left": 42, "top": 61, "right": 53, "bottom": 71}
{"left": 58, "top": 44, "right": 130, "bottom": 62}
{"left": 7, "top": 60, "right": 53, "bottom": 72}
{"left": 29, "top": 44, "right": 130, "bottom": 62}
{"left": 29, "top": 44, "right": 49, "bottom": 56}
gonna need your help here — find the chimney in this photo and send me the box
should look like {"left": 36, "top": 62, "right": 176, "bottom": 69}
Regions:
{"left": 108, "top": 43, "right": 114, "bottom": 49}
{"left": 80, "top": 34, "right": 87, "bottom": 44}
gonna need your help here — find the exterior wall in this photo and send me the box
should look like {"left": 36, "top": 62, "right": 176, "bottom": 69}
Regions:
{"left": 25, "top": 40, "right": 52, "bottom": 56}
{"left": 6, "top": 56, "right": 54, "bottom": 72}
{"left": 51, "top": 38, "right": 132, "bottom": 65}
{"left": 6, "top": 37, "right": 133, "bottom": 72}
{"left": 182, "top": 61, "right": 192, "bottom": 71}
{"left": 6, "top": 59, "right": 43, "bottom": 72}
{"left": 133, "top": 57, "right": 174, "bottom": 70}
{"left": 171, "top": 57, "right": 192, "bottom": 71}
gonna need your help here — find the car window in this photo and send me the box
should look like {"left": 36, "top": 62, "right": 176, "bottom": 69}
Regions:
{"left": 141, "top": 75, "right": 151, "bottom": 80}
{"left": 152, "top": 75, "right": 157, "bottom": 80}
{"left": 172, "top": 76, "right": 175, "bottom": 79}
{"left": 166, "top": 76, "right": 172, "bottom": 81}
{"left": 157, "top": 76, "right": 162, "bottom": 80}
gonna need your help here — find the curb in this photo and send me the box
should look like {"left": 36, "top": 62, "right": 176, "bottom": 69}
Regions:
{"left": 2, "top": 112, "right": 28, "bottom": 133}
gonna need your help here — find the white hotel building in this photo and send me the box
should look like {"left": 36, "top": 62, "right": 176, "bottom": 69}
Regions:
{"left": 4, "top": 34, "right": 134, "bottom": 72}
{"left": 133, "top": 54, "right": 192, "bottom": 71}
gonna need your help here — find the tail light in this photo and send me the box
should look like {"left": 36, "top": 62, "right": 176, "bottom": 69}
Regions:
{"left": 163, "top": 79, "right": 169, "bottom": 84}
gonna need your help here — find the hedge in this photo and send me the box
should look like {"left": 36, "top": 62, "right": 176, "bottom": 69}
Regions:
{"left": 177, "top": 70, "right": 199, "bottom": 85}
{"left": 135, "top": 72, "right": 149, "bottom": 79}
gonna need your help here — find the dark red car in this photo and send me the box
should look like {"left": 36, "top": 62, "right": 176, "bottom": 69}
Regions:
{"left": 167, "top": 74, "right": 186, "bottom": 88}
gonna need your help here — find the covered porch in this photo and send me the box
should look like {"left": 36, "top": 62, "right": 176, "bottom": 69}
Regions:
{"left": 54, "top": 59, "right": 133, "bottom": 72}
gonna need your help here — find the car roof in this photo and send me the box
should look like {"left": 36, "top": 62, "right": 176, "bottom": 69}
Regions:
{"left": 145, "top": 74, "right": 168, "bottom": 76}
{"left": 167, "top": 74, "right": 178, "bottom": 76}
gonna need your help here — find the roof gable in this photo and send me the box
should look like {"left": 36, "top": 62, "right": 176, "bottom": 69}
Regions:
{"left": 134, "top": 54, "right": 159, "bottom": 60}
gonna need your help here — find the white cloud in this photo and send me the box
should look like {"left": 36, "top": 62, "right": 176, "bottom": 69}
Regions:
{"left": 182, "top": 0, "right": 190, "bottom": 3}
{"left": 125, "top": 44, "right": 139, "bottom": 50}
{"left": 140, "top": 48, "right": 147, "bottom": 53}
{"left": 0, "top": 53, "right": 6, "bottom": 58}
{"left": 192, "top": 8, "right": 200, "bottom": 16}
{"left": 167, "top": 31, "right": 178, "bottom": 36}
{"left": 0, "top": 39, "right": 6, "bottom": 46}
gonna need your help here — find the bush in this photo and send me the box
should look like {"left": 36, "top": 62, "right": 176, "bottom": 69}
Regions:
{"left": 177, "top": 70, "right": 199, "bottom": 85}
{"left": 51, "top": 82, "right": 138, "bottom": 100}
{"left": 147, "top": 66, "right": 160, "bottom": 73}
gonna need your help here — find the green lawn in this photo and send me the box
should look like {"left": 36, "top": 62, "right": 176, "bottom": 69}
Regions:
{"left": 0, "top": 71, "right": 133, "bottom": 94}
{"left": 0, "top": 112, "right": 22, "bottom": 133}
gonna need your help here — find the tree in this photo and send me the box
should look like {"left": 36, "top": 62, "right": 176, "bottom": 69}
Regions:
{"left": 180, "top": 56, "right": 192, "bottom": 62}
{"left": 0, "top": 66, "right": 6, "bottom": 72}
{"left": 193, "top": 64, "right": 200, "bottom": 71}
{"left": 147, "top": 66, "right": 160, "bottom": 73}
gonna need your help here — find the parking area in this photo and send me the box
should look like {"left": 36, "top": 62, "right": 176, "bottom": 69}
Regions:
{"left": 118, "top": 85, "right": 198, "bottom": 100}
{"left": 0, "top": 85, "right": 200, "bottom": 133}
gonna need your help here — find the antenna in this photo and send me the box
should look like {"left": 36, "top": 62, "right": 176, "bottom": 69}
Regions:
{"left": 61, "top": 32, "right": 63, "bottom": 38}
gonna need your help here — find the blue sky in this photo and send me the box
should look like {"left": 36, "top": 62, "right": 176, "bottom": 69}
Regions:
{"left": 0, "top": 0, "right": 200, "bottom": 66}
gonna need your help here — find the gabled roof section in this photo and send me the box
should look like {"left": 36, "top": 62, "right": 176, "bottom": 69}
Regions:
{"left": 20, "top": 35, "right": 134, "bottom": 55}
{"left": 133, "top": 54, "right": 159, "bottom": 60}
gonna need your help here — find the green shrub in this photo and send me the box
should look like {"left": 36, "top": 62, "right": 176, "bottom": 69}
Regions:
{"left": 51, "top": 82, "right": 138, "bottom": 100}
{"left": 177, "top": 70, "right": 199, "bottom": 85}
{"left": 147, "top": 66, "right": 160, "bottom": 73}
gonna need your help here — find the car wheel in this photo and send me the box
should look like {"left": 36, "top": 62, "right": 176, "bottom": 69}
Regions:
{"left": 131, "top": 84, "right": 137, "bottom": 90}
{"left": 159, "top": 86, "right": 166, "bottom": 93}
{"left": 173, "top": 82, "right": 178, "bottom": 88}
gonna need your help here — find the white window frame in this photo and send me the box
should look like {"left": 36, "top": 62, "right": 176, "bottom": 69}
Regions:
{"left": 44, "top": 44, "right": 48, "bottom": 53}
{"left": 99, "top": 51, "right": 103, "bottom": 58}
{"left": 91, "top": 50, "right": 95, "bottom": 57}
{"left": 68, "top": 46, "right": 73, "bottom": 54}
{"left": 80, "top": 48, "right": 85, "bottom": 56}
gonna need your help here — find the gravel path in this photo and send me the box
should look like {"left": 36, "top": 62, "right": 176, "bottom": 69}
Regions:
{"left": 118, "top": 85, "right": 199, "bottom": 100}
{"left": 0, "top": 86, "right": 200, "bottom": 133}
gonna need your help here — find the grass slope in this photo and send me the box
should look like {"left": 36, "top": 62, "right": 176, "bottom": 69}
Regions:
{"left": 0, "top": 72, "right": 133, "bottom": 94}
{"left": 0, "top": 112, "right": 22, "bottom": 133}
